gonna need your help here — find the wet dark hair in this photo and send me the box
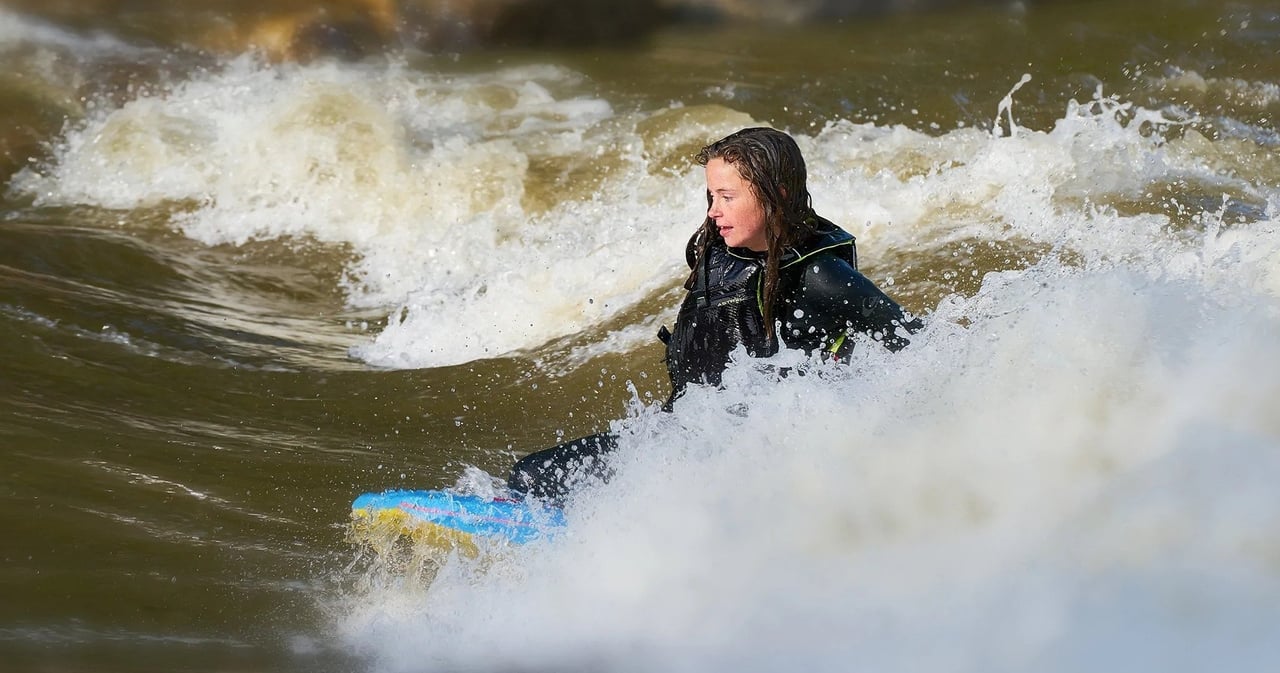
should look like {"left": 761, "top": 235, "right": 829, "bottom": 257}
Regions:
{"left": 690, "top": 127, "right": 818, "bottom": 343}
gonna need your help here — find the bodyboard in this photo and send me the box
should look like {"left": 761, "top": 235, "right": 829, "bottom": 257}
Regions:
{"left": 350, "top": 489, "right": 565, "bottom": 552}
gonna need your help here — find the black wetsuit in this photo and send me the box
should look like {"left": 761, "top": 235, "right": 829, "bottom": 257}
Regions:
{"left": 508, "top": 217, "right": 919, "bottom": 500}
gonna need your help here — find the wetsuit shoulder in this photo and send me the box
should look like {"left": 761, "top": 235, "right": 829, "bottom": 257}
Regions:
{"left": 785, "top": 241, "right": 920, "bottom": 354}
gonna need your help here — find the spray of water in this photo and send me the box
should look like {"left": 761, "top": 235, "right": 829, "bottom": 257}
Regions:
{"left": 326, "top": 73, "right": 1279, "bottom": 672}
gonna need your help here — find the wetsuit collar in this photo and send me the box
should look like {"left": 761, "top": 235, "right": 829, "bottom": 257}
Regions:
{"left": 720, "top": 216, "right": 854, "bottom": 264}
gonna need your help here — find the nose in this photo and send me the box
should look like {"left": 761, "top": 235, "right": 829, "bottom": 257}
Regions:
{"left": 707, "top": 198, "right": 721, "bottom": 219}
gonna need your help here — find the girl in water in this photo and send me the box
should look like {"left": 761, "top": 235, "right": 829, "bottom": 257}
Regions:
{"left": 509, "top": 127, "right": 920, "bottom": 500}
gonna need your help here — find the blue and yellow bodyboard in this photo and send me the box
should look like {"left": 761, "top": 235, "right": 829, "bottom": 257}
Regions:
{"left": 350, "top": 489, "right": 565, "bottom": 553}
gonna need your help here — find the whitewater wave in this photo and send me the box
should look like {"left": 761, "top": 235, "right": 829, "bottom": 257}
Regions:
{"left": 10, "top": 62, "right": 1278, "bottom": 371}
{"left": 337, "top": 205, "right": 1280, "bottom": 671}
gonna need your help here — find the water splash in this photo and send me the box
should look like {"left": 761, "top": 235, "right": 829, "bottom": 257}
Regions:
{"left": 336, "top": 226, "right": 1280, "bottom": 671}
{"left": 10, "top": 60, "right": 1279, "bottom": 373}
{"left": 993, "top": 72, "right": 1032, "bottom": 138}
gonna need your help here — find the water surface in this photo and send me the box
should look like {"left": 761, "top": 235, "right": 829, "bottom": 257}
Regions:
{"left": 2, "top": 2, "right": 1279, "bottom": 671}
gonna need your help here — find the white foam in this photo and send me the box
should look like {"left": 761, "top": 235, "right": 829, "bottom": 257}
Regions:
{"left": 800, "top": 87, "right": 1265, "bottom": 265}
{"left": 12, "top": 62, "right": 1279, "bottom": 373}
{"left": 1152, "top": 68, "right": 1280, "bottom": 111}
{"left": 10, "top": 58, "right": 726, "bottom": 367}
{"left": 329, "top": 78, "right": 1280, "bottom": 670}
{"left": 338, "top": 228, "right": 1280, "bottom": 672}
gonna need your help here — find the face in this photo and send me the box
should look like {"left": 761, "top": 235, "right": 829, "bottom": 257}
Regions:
{"left": 705, "top": 157, "right": 768, "bottom": 252}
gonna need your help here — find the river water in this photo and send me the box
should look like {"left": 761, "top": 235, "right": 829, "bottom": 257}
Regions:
{"left": 2, "top": 1, "right": 1279, "bottom": 672}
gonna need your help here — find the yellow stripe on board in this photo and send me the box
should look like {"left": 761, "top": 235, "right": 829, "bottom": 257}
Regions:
{"left": 350, "top": 507, "right": 481, "bottom": 558}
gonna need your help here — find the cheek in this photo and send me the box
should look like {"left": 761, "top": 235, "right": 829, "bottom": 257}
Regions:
{"left": 732, "top": 201, "right": 761, "bottom": 224}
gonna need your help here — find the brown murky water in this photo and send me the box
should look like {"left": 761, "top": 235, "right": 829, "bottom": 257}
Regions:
{"left": 2, "top": 1, "right": 1279, "bottom": 671}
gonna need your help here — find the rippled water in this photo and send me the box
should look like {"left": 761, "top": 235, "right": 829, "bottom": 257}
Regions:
{"left": 2, "top": 1, "right": 1279, "bottom": 672}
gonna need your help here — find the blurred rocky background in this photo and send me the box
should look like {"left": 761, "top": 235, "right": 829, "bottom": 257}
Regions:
{"left": 0, "top": 0, "right": 1048, "bottom": 60}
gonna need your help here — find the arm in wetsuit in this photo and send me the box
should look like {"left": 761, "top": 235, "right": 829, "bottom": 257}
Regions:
{"left": 783, "top": 252, "right": 922, "bottom": 357}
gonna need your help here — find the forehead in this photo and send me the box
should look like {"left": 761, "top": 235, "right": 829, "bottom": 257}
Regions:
{"left": 704, "top": 157, "right": 748, "bottom": 188}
